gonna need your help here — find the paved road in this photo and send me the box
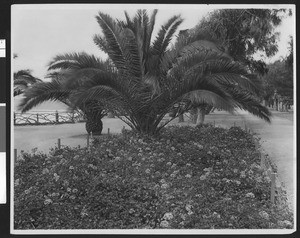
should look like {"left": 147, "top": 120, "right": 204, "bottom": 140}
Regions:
{"left": 14, "top": 110, "right": 295, "bottom": 210}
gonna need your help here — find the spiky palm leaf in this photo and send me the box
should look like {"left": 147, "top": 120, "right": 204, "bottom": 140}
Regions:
{"left": 14, "top": 70, "right": 42, "bottom": 96}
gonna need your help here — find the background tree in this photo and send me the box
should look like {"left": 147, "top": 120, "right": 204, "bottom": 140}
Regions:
{"left": 261, "top": 36, "right": 293, "bottom": 110}
{"left": 184, "top": 8, "right": 291, "bottom": 123}
{"left": 18, "top": 53, "right": 109, "bottom": 135}
{"left": 14, "top": 69, "right": 42, "bottom": 96}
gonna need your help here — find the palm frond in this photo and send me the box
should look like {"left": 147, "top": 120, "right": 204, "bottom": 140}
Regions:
{"left": 94, "top": 12, "right": 127, "bottom": 71}
{"left": 18, "top": 80, "right": 72, "bottom": 113}
{"left": 151, "top": 15, "right": 182, "bottom": 56}
{"left": 181, "top": 90, "right": 236, "bottom": 113}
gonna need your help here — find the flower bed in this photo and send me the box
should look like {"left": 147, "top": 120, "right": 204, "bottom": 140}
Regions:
{"left": 14, "top": 125, "right": 293, "bottom": 229}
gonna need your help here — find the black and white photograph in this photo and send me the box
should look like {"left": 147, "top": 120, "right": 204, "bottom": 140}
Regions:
{"left": 11, "top": 3, "right": 296, "bottom": 235}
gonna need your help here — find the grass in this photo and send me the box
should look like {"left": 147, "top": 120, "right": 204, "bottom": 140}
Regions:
{"left": 14, "top": 124, "right": 293, "bottom": 229}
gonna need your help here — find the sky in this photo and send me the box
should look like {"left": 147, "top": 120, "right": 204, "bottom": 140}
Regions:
{"left": 12, "top": 4, "right": 295, "bottom": 80}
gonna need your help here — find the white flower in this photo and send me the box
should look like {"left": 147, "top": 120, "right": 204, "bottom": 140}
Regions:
{"left": 128, "top": 156, "right": 133, "bottom": 161}
{"left": 203, "top": 167, "right": 212, "bottom": 172}
{"left": 160, "top": 179, "right": 166, "bottom": 184}
{"left": 161, "top": 183, "right": 169, "bottom": 189}
{"left": 72, "top": 188, "right": 78, "bottom": 193}
{"left": 67, "top": 187, "right": 72, "bottom": 192}
{"left": 186, "top": 163, "right": 191, "bottom": 167}
{"left": 160, "top": 220, "right": 170, "bottom": 228}
{"left": 15, "top": 179, "right": 20, "bottom": 186}
{"left": 195, "top": 194, "right": 203, "bottom": 198}
{"left": 80, "top": 207, "right": 88, "bottom": 217}
{"left": 185, "top": 204, "right": 193, "bottom": 212}
{"left": 185, "top": 174, "right": 192, "bottom": 178}
{"left": 259, "top": 211, "right": 269, "bottom": 220}
{"left": 233, "top": 169, "right": 238, "bottom": 173}
{"left": 129, "top": 208, "right": 135, "bottom": 214}
{"left": 177, "top": 152, "right": 182, "bottom": 156}
{"left": 155, "top": 171, "right": 161, "bottom": 176}
{"left": 166, "top": 162, "right": 172, "bottom": 166}
{"left": 240, "top": 171, "right": 246, "bottom": 178}
{"left": 223, "top": 197, "right": 232, "bottom": 201}
{"left": 235, "top": 180, "right": 241, "bottom": 185}
{"left": 69, "top": 195, "right": 76, "bottom": 200}
{"left": 69, "top": 166, "right": 74, "bottom": 170}
{"left": 207, "top": 151, "right": 213, "bottom": 155}
{"left": 24, "top": 189, "right": 31, "bottom": 194}
{"left": 63, "top": 180, "right": 69, "bottom": 187}
{"left": 171, "top": 147, "right": 175, "bottom": 151}
{"left": 245, "top": 192, "right": 255, "bottom": 198}
{"left": 196, "top": 144, "right": 204, "bottom": 150}
{"left": 212, "top": 212, "right": 221, "bottom": 219}
{"left": 200, "top": 175, "right": 207, "bottom": 180}
{"left": 42, "top": 168, "right": 49, "bottom": 174}
{"left": 44, "top": 198, "right": 53, "bottom": 205}
{"left": 163, "top": 212, "right": 174, "bottom": 220}
{"left": 145, "top": 169, "right": 151, "bottom": 174}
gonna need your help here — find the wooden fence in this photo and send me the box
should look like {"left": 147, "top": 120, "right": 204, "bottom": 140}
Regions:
{"left": 14, "top": 111, "right": 85, "bottom": 125}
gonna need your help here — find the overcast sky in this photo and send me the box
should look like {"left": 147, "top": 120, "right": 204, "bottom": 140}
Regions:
{"left": 12, "top": 4, "right": 295, "bottom": 80}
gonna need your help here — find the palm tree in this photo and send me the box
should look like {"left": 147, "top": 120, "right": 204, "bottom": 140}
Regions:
{"left": 14, "top": 69, "right": 42, "bottom": 96}
{"left": 19, "top": 9, "right": 271, "bottom": 135}
{"left": 18, "top": 57, "right": 108, "bottom": 135}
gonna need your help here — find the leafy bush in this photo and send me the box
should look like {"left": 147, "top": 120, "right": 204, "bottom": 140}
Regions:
{"left": 14, "top": 125, "right": 293, "bottom": 229}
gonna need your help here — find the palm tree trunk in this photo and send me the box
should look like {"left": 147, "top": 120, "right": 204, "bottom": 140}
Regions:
{"left": 190, "top": 108, "right": 197, "bottom": 124}
{"left": 107, "top": 111, "right": 115, "bottom": 118}
{"left": 178, "top": 114, "right": 184, "bottom": 122}
{"left": 196, "top": 107, "right": 206, "bottom": 125}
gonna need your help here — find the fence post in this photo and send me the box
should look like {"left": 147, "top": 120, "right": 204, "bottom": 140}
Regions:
{"left": 36, "top": 113, "right": 39, "bottom": 125}
{"left": 14, "top": 148, "right": 17, "bottom": 164}
{"left": 57, "top": 138, "right": 61, "bottom": 149}
{"left": 233, "top": 121, "right": 236, "bottom": 127}
{"left": 56, "top": 110, "right": 59, "bottom": 123}
{"left": 108, "top": 128, "right": 110, "bottom": 135}
{"left": 271, "top": 172, "right": 276, "bottom": 204}
{"left": 87, "top": 134, "right": 90, "bottom": 150}
{"left": 214, "top": 120, "right": 215, "bottom": 127}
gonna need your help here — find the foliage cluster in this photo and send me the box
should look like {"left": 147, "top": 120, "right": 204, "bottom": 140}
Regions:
{"left": 14, "top": 125, "right": 293, "bottom": 229}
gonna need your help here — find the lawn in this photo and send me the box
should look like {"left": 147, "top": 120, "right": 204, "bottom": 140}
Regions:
{"left": 14, "top": 124, "right": 293, "bottom": 229}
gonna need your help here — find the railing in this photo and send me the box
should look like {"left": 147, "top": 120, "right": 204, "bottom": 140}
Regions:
{"left": 14, "top": 111, "right": 85, "bottom": 125}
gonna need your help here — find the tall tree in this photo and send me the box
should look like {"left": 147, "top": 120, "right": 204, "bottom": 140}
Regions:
{"left": 195, "top": 8, "right": 291, "bottom": 75}
{"left": 20, "top": 9, "right": 271, "bottom": 135}
{"left": 261, "top": 36, "right": 293, "bottom": 108}
{"left": 184, "top": 8, "right": 290, "bottom": 123}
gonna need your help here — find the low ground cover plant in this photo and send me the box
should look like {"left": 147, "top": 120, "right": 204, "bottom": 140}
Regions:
{"left": 14, "top": 125, "right": 293, "bottom": 229}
